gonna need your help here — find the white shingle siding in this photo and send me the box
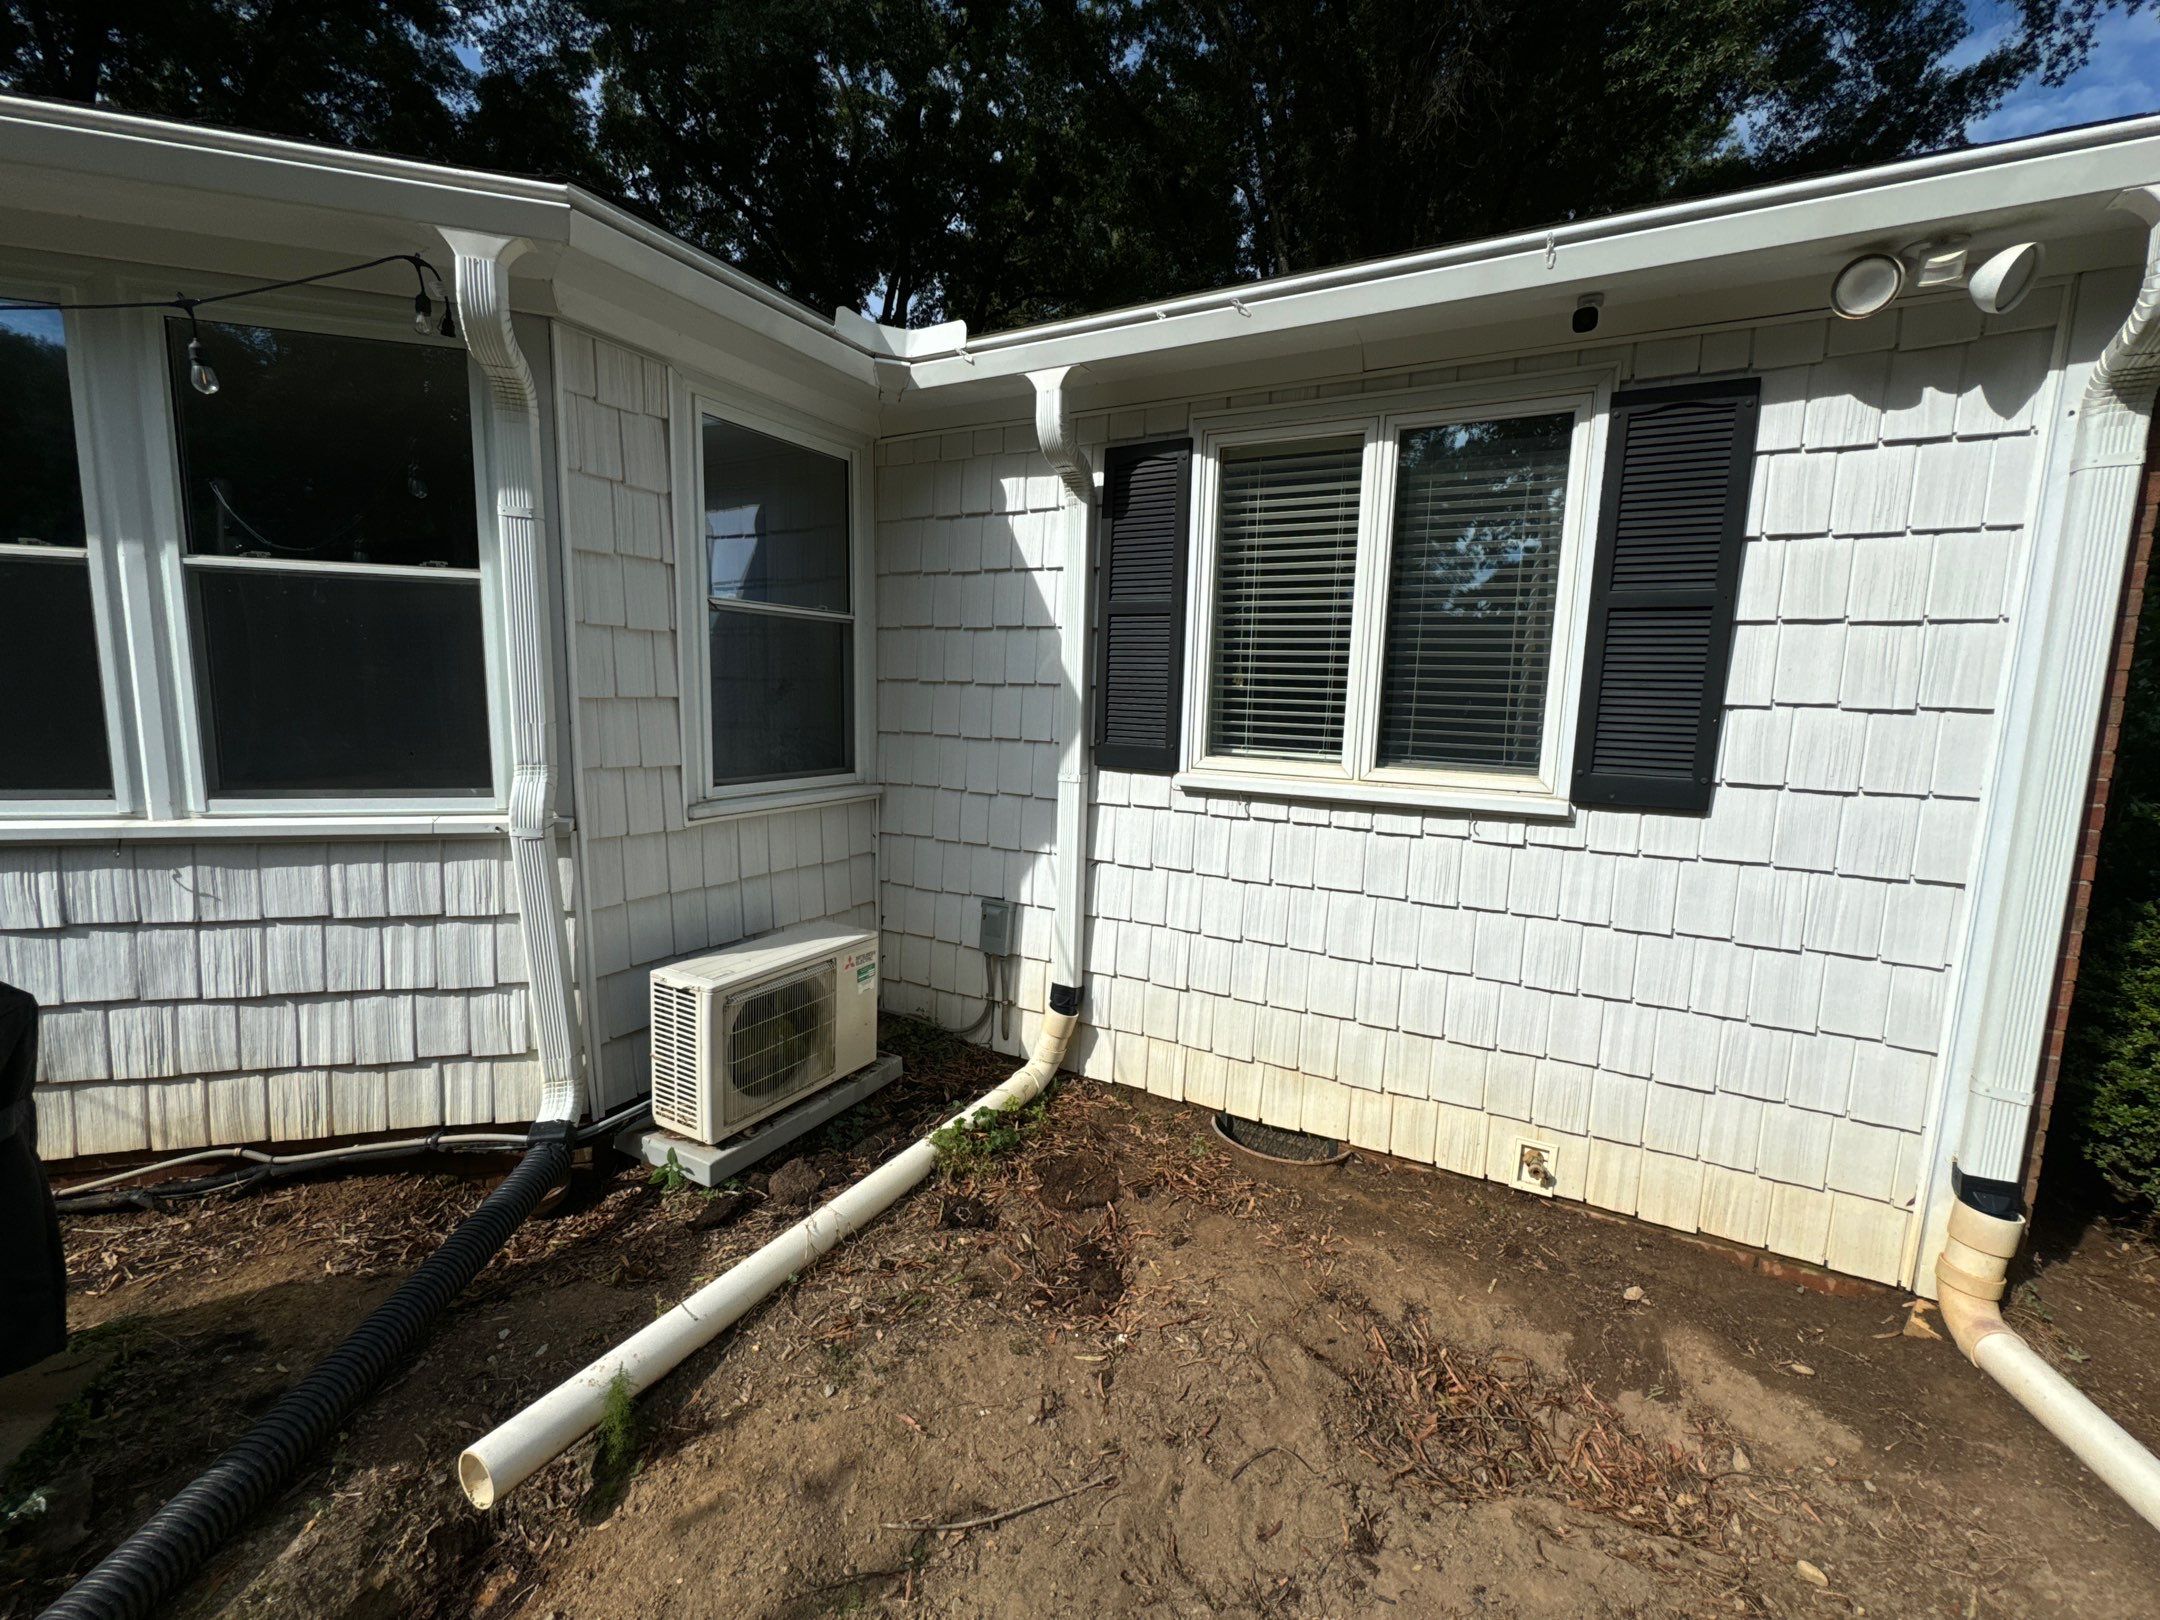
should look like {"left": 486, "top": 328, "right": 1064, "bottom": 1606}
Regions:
{"left": 553, "top": 328, "right": 878, "bottom": 1109}
{"left": 5, "top": 839, "right": 539, "bottom": 1159}
{"left": 874, "top": 293, "right": 2066, "bottom": 1285}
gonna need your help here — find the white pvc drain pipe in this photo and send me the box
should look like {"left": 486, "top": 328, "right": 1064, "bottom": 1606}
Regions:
{"left": 1936, "top": 1199, "right": 2160, "bottom": 1532}
{"left": 457, "top": 1011, "right": 1075, "bottom": 1508}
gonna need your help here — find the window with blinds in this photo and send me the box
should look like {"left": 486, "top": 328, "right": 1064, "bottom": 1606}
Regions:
{"left": 1377, "top": 412, "right": 1573, "bottom": 774}
{"left": 1207, "top": 436, "right": 1362, "bottom": 761}
{"left": 1190, "top": 383, "right": 1597, "bottom": 804}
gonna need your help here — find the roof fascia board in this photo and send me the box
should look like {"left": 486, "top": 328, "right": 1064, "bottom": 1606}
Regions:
{"left": 902, "top": 125, "right": 2160, "bottom": 388}
{"left": 0, "top": 100, "right": 567, "bottom": 240}
{"left": 550, "top": 264, "right": 881, "bottom": 436}
{"left": 560, "top": 207, "right": 878, "bottom": 387}
{"left": 0, "top": 94, "right": 878, "bottom": 381}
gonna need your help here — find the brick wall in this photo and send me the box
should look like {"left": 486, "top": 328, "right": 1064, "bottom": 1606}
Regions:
{"left": 875, "top": 288, "right": 2071, "bottom": 1285}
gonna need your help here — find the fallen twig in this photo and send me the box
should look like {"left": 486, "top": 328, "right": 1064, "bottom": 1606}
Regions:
{"left": 882, "top": 1471, "right": 1116, "bottom": 1534}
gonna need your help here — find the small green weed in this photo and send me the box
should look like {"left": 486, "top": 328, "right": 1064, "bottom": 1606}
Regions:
{"left": 594, "top": 1370, "right": 641, "bottom": 1479}
{"left": 930, "top": 1095, "right": 1048, "bottom": 1179}
{"left": 649, "top": 1148, "right": 693, "bottom": 1195}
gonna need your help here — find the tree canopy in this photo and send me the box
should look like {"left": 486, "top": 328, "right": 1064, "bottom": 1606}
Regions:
{"left": 0, "top": 0, "right": 2146, "bottom": 330}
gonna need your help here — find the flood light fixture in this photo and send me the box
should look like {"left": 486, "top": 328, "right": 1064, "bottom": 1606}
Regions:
{"left": 1831, "top": 252, "right": 1905, "bottom": 320}
{"left": 1908, "top": 235, "right": 1971, "bottom": 289}
{"left": 1970, "top": 243, "right": 2045, "bottom": 315}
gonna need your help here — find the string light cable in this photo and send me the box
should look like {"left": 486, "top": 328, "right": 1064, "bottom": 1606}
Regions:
{"left": 0, "top": 250, "right": 455, "bottom": 396}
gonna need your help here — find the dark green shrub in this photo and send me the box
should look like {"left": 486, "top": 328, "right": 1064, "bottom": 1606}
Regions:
{"left": 2061, "top": 567, "right": 2160, "bottom": 1219}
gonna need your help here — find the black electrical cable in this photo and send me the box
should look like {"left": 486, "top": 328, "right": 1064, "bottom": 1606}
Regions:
{"left": 51, "top": 1104, "right": 652, "bottom": 1215}
{"left": 0, "top": 252, "right": 450, "bottom": 325}
{"left": 36, "top": 1138, "right": 570, "bottom": 1620}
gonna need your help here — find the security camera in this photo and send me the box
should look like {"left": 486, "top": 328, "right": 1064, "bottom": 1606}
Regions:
{"left": 1572, "top": 293, "right": 1603, "bottom": 335}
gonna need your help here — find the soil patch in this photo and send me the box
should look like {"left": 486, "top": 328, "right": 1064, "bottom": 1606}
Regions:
{"left": 6, "top": 1019, "right": 2158, "bottom": 1618}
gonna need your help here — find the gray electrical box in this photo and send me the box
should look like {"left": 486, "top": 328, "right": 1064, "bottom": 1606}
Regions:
{"left": 978, "top": 897, "right": 1015, "bottom": 958}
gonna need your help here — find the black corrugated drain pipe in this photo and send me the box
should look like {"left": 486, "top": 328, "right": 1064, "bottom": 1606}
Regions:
{"left": 37, "top": 1134, "right": 573, "bottom": 1620}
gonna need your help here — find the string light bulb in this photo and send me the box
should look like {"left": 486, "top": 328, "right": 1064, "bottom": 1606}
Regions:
{"left": 180, "top": 304, "right": 219, "bottom": 395}
{"left": 422, "top": 263, "right": 456, "bottom": 337}
{"left": 186, "top": 337, "right": 220, "bottom": 395}
{"left": 0, "top": 251, "right": 458, "bottom": 385}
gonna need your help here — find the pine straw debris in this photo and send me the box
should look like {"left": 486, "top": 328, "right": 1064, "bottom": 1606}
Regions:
{"left": 1346, "top": 1303, "right": 1745, "bottom": 1550}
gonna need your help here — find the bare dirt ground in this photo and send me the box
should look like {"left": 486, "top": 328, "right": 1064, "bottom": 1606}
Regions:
{"left": 5, "top": 1019, "right": 2159, "bottom": 1618}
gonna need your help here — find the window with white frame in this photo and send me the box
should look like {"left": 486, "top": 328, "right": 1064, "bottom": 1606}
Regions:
{"left": 1190, "top": 382, "right": 1604, "bottom": 805}
{"left": 0, "top": 307, "right": 113, "bottom": 798}
{"left": 693, "top": 411, "right": 856, "bottom": 791}
{"left": 164, "top": 317, "right": 494, "bottom": 798}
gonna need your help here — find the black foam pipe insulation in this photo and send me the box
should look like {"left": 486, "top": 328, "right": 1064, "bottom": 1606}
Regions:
{"left": 37, "top": 1140, "right": 571, "bottom": 1620}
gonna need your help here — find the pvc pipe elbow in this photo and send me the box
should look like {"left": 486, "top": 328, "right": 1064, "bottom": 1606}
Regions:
{"left": 1934, "top": 1200, "right": 2025, "bottom": 1364}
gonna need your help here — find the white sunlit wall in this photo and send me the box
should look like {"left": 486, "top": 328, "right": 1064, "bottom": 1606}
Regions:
{"left": 874, "top": 283, "right": 2091, "bottom": 1285}
{"left": 552, "top": 326, "right": 878, "bottom": 1109}
{"left": 0, "top": 838, "right": 543, "bottom": 1157}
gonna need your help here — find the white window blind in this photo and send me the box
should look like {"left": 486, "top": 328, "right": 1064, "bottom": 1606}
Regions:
{"left": 1208, "top": 436, "right": 1363, "bottom": 760}
{"left": 1377, "top": 412, "right": 1572, "bottom": 773}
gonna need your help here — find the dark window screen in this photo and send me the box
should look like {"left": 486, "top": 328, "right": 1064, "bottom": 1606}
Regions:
{"left": 0, "top": 555, "right": 111, "bottom": 794}
{"left": 709, "top": 607, "right": 852, "bottom": 784}
{"left": 190, "top": 568, "right": 492, "bottom": 795}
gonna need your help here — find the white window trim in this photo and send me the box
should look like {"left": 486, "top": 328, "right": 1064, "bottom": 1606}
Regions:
{"left": 0, "top": 265, "right": 140, "bottom": 819}
{"left": 0, "top": 268, "right": 516, "bottom": 829}
{"left": 671, "top": 373, "right": 877, "bottom": 823}
{"left": 1177, "top": 370, "right": 1613, "bottom": 817}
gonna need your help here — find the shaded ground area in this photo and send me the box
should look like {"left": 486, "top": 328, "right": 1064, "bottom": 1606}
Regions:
{"left": 5, "top": 1021, "right": 2158, "bottom": 1617}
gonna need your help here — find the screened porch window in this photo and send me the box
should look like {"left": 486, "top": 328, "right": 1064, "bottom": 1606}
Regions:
{"left": 166, "top": 319, "right": 492, "bottom": 797}
{"left": 0, "top": 307, "right": 112, "bottom": 797}
{"left": 1195, "top": 387, "right": 1597, "bottom": 801}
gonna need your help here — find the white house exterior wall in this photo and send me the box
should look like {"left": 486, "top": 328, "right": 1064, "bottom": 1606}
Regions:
{"left": 551, "top": 326, "right": 878, "bottom": 1109}
{"left": 4, "top": 837, "right": 543, "bottom": 1158}
{"left": 874, "top": 283, "right": 2090, "bottom": 1286}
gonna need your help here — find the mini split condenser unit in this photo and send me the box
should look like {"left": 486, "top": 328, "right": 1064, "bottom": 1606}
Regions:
{"left": 648, "top": 920, "right": 879, "bottom": 1147}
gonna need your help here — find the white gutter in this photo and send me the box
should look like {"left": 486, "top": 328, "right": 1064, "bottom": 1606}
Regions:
{"left": 901, "top": 119, "right": 2160, "bottom": 387}
{"left": 1029, "top": 366, "right": 1097, "bottom": 1009}
{"left": 12, "top": 92, "right": 2160, "bottom": 404}
{"left": 444, "top": 229, "right": 585, "bottom": 1125}
{"left": 0, "top": 92, "right": 881, "bottom": 378}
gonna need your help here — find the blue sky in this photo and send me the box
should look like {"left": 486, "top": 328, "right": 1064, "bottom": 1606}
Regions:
{"left": 1964, "top": 2, "right": 2160, "bottom": 142}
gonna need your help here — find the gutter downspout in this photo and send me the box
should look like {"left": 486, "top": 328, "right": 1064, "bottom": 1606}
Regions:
{"left": 443, "top": 229, "right": 585, "bottom": 1128}
{"left": 1930, "top": 189, "right": 2160, "bottom": 1534}
{"left": 1030, "top": 365, "right": 1095, "bottom": 1022}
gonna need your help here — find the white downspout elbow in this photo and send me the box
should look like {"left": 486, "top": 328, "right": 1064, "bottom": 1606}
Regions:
{"left": 1935, "top": 1202, "right": 2160, "bottom": 1531}
{"left": 443, "top": 230, "right": 585, "bottom": 1127}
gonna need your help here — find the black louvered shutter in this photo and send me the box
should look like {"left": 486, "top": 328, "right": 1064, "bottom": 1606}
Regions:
{"left": 1094, "top": 439, "right": 1192, "bottom": 773}
{"left": 1571, "top": 379, "right": 1760, "bottom": 813}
